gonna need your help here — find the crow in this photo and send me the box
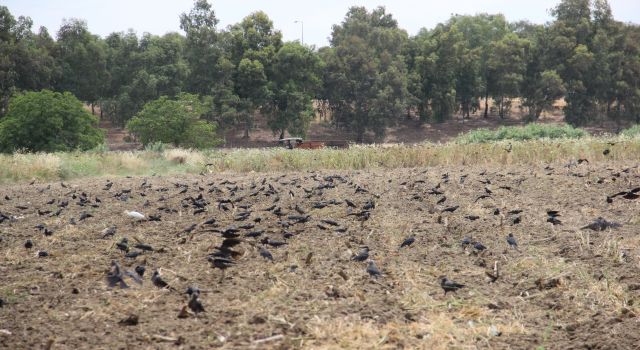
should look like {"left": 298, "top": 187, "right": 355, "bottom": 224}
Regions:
{"left": 78, "top": 212, "right": 93, "bottom": 221}
{"left": 188, "top": 292, "right": 205, "bottom": 314}
{"left": 116, "top": 238, "right": 129, "bottom": 253}
{"left": 101, "top": 226, "right": 117, "bottom": 238}
{"left": 208, "top": 256, "right": 236, "bottom": 270}
{"left": 135, "top": 265, "right": 146, "bottom": 277}
{"left": 24, "top": 239, "right": 33, "bottom": 249}
{"left": 473, "top": 241, "right": 487, "bottom": 251}
{"left": 351, "top": 246, "right": 369, "bottom": 262}
{"left": 546, "top": 210, "right": 562, "bottom": 225}
{"left": 366, "top": 260, "right": 382, "bottom": 278}
{"left": 106, "top": 260, "right": 128, "bottom": 289}
{"left": 151, "top": 269, "right": 170, "bottom": 289}
{"left": 506, "top": 233, "right": 518, "bottom": 249}
{"left": 400, "top": 236, "right": 416, "bottom": 248}
{"left": 440, "top": 276, "right": 465, "bottom": 295}
{"left": 581, "top": 217, "right": 622, "bottom": 231}
{"left": 259, "top": 247, "right": 273, "bottom": 261}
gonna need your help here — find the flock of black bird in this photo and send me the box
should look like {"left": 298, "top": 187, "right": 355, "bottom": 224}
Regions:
{"left": 0, "top": 160, "right": 635, "bottom": 319}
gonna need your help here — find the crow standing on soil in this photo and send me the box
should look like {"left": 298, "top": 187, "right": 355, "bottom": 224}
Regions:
{"left": 259, "top": 247, "right": 273, "bottom": 261}
{"left": 106, "top": 260, "right": 128, "bottom": 289}
{"left": 187, "top": 288, "right": 205, "bottom": 314}
{"left": 506, "top": 233, "right": 518, "bottom": 249}
{"left": 440, "top": 276, "right": 465, "bottom": 295}
{"left": 546, "top": 210, "right": 562, "bottom": 225}
{"left": 151, "top": 269, "right": 170, "bottom": 289}
{"left": 581, "top": 217, "right": 622, "bottom": 231}
{"left": 366, "top": 260, "right": 382, "bottom": 278}
{"left": 400, "top": 236, "right": 416, "bottom": 248}
{"left": 351, "top": 246, "right": 369, "bottom": 261}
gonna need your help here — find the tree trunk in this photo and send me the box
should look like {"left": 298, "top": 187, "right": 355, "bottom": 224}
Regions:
{"left": 279, "top": 130, "right": 285, "bottom": 140}
{"left": 91, "top": 103, "right": 95, "bottom": 115}
{"left": 484, "top": 91, "right": 489, "bottom": 118}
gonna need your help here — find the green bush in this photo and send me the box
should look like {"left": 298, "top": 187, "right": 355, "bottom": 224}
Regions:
{"left": 145, "top": 141, "right": 167, "bottom": 153}
{"left": 455, "top": 123, "right": 588, "bottom": 144}
{"left": 126, "top": 93, "right": 222, "bottom": 149}
{"left": 621, "top": 125, "right": 640, "bottom": 138}
{"left": 0, "top": 90, "right": 105, "bottom": 153}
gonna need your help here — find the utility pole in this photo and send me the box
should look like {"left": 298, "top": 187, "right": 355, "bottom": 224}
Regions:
{"left": 294, "top": 20, "right": 304, "bottom": 45}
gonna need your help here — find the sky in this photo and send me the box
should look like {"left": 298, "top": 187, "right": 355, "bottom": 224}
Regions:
{"left": 4, "top": 0, "right": 640, "bottom": 47}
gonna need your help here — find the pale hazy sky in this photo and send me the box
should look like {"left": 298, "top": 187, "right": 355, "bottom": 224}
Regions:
{"left": 4, "top": 0, "right": 640, "bottom": 47}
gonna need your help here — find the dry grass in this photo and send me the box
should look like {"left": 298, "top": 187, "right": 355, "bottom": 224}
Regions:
{"left": 0, "top": 136, "right": 639, "bottom": 184}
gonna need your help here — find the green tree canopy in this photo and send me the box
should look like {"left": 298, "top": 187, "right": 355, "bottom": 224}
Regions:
{"left": 266, "top": 42, "right": 322, "bottom": 138}
{"left": 322, "top": 6, "right": 409, "bottom": 142}
{"left": 126, "top": 93, "right": 221, "bottom": 148}
{"left": 0, "top": 90, "right": 104, "bottom": 153}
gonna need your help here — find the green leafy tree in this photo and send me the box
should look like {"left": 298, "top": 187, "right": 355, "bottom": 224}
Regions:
{"left": 180, "top": 0, "right": 224, "bottom": 95}
{"left": 265, "top": 42, "right": 321, "bottom": 138}
{"left": 486, "top": 33, "right": 529, "bottom": 118}
{"left": 227, "top": 11, "right": 283, "bottom": 138}
{"left": 322, "top": 6, "right": 409, "bottom": 141}
{"left": 54, "top": 19, "right": 108, "bottom": 113}
{"left": 0, "top": 90, "right": 104, "bottom": 153}
{"left": 126, "top": 93, "right": 221, "bottom": 148}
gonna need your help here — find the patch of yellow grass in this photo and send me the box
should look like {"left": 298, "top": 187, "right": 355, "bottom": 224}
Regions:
{"left": 0, "top": 136, "right": 639, "bottom": 183}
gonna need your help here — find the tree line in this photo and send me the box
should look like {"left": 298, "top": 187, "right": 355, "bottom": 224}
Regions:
{"left": 1, "top": 0, "right": 639, "bottom": 145}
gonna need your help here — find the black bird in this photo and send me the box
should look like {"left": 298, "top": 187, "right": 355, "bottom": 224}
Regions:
{"left": 473, "top": 241, "right": 487, "bottom": 251}
{"left": 259, "top": 247, "right": 273, "bottom": 261}
{"left": 366, "top": 260, "right": 382, "bottom": 278}
{"left": 461, "top": 237, "right": 472, "bottom": 247}
{"left": 440, "top": 276, "right": 465, "bottom": 295}
{"left": 188, "top": 292, "right": 205, "bottom": 314}
{"left": 581, "top": 217, "right": 622, "bottom": 231}
{"left": 135, "top": 265, "right": 146, "bottom": 277}
{"left": 208, "top": 256, "right": 236, "bottom": 270}
{"left": 106, "top": 260, "right": 128, "bottom": 289}
{"left": 24, "top": 239, "right": 33, "bottom": 249}
{"left": 134, "top": 243, "right": 153, "bottom": 251}
{"left": 101, "top": 225, "right": 117, "bottom": 238}
{"left": 116, "top": 238, "right": 129, "bottom": 253}
{"left": 362, "top": 200, "right": 375, "bottom": 210}
{"left": 151, "top": 269, "right": 170, "bottom": 289}
{"left": 506, "top": 233, "right": 518, "bottom": 249}
{"left": 351, "top": 246, "right": 369, "bottom": 261}
{"left": 546, "top": 210, "right": 562, "bottom": 225}
{"left": 262, "top": 238, "right": 288, "bottom": 247}
{"left": 125, "top": 251, "right": 143, "bottom": 258}
{"left": 78, "top": 212, "right": 93, "bottom": 221}
{"left": 442, "top": 205, "right": 459, "bottom": 213}
{"left": 400, "top": 236, "right": 416, "bottom": 248}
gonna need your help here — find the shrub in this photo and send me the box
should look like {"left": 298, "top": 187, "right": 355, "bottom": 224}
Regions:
{"left": 455, "top": 123, "right": 587, "bottom": 144}
{"left": 0, "top": 90, "right": 105, "bottom": 153}
{"left": 126, "top": 93, "right": 222, "bottom": 149}
{"left": 621, "top": 125, "right": 640, "bottom": 138}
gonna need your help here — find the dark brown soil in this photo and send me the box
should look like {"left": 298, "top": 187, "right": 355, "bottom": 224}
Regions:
{"left": 1, "top": 161, "right": 639, "bottom": 349}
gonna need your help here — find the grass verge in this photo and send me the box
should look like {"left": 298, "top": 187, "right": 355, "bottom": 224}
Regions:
{"left": 455, "top": 124, "right": 587, "bottom": 144}
{"left": 0, "top": 135, "right": 639, "bottom": 183}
